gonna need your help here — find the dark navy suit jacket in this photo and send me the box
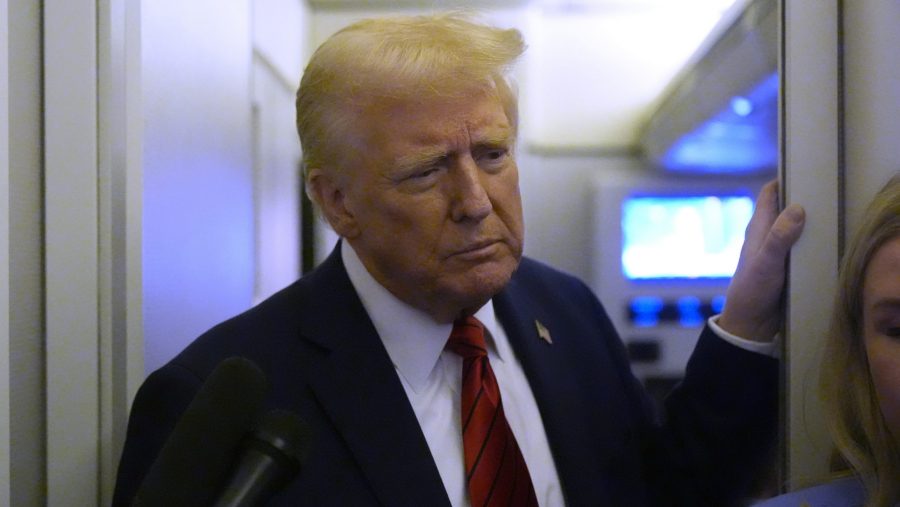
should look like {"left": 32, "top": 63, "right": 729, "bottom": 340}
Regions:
{"left": 113, "top": 246, "right": 778, "bottom": 506}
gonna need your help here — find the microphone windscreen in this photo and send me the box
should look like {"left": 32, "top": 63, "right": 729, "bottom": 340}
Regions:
{"left": 132, "top": 356, "right": 267, "bottom": 507}
{"left": 253, "top": 409, "right": 313, "bottom": 467}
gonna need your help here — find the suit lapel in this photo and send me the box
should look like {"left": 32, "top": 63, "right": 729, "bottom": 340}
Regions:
{"left": 298, "top": 246, "right": 451, "bottom": 507}
{"left": 494, "top": 273, "right": 615, "bottom": 506}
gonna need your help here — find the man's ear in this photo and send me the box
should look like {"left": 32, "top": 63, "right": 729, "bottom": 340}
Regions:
{"left": 306, "top": 168, "right": 361, "bottom": 239}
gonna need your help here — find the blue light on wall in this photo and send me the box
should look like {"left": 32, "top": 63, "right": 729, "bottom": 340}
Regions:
{"left": 661, "top": 72, "right": 778, "bottom": 174}
{"left": 630, "top": 296, "right": 665, "bottom": 327}
{"left": 677, "top": 296, "right": 704, "bottom": 327}
{"left": 710, "top": 294, "right": 727, "bottom": 314}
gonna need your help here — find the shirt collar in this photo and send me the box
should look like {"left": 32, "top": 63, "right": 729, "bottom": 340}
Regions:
{"left": 341, "top": 240, "right": 505, "bottom": 393}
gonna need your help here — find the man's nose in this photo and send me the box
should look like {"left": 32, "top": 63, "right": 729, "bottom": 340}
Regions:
{"left": 449, "top": 156, "right": 492, "bottom": 223}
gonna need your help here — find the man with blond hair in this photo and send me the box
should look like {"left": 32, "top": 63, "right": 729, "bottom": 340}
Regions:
{"left": 114, "top": 14, "right": 804, "bottom": 506}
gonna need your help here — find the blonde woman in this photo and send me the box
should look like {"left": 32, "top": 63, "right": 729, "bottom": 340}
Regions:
{"left": 820, "top": 174, "right": 900, "bottom": 507}
{"left": 757, "top": 175, "right": 900, "bottom": 507}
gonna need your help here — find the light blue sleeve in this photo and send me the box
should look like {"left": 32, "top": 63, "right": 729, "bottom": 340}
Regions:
{"left": 751, "top": 476, "right": 865, "bottom": 507}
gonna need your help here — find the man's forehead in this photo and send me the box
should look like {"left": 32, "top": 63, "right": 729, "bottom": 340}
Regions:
{"left": 407, "top": 117, "right": 513, "bottom": 144}
{"left": 394, "top": 119, "right": 512, "bottom": 157}
{"left": 362, "top": 93, "right": 512, "bottom": 143}
{"left": 364, "top": 81, "right": 501, "bottom": 114}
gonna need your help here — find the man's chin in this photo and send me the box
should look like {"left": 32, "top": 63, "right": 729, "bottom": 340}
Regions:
{"left": 445, "top": 266, "right": 516, "bottom": 307}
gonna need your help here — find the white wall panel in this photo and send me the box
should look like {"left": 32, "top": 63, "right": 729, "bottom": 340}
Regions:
{"left": 142, "top": 0, "right": 255, "bottom": 374}
{"left": 7, "top": 1, "right": 46, "bottom": 504}
{"left": 252, "top": 61, "right": 303, "bottom": 303}
{"left": 97, "top": 0, "right": 144, "bottom": 503}
{"left": 843, "top": 0, "right": 900, "bottom": 227}
{"left": 254, "top": 0, "right": 309, "bottom": 84}
{"left": 44, "top": 0, "right": 100, "bottom": 503}
{"left": 251, "top": 0, "right": 308, "bottom": 302}
{"left": 781, "top": 0, "right": 841, "bottom": 488}
{"left": 0, "top": 0, "right": 10, "bottom": 501}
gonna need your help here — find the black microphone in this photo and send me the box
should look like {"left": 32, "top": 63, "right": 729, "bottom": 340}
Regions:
{"left": 132, "top": 356, "right": 268, "bottom": 507}
{"left": 212, "top": 409, "right": 312, "bottom": 507}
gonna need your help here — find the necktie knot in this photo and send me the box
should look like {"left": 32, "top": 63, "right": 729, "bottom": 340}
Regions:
{"left": 446, "top": 316, "right": 487, "bottom": 359}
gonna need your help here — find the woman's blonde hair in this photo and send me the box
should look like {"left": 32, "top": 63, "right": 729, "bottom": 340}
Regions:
{"left": 820, "top": 174, "right": 900, "bottom": 507}
{"left": 295, "top": 13, "right": 525, "bottom": 181}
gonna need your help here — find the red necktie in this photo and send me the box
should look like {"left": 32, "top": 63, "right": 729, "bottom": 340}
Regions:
{"left": 446, "top": 316, "right": 539, "bottom": 507}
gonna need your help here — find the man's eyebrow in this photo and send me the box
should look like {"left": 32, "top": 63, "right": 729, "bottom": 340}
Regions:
{"left": 393, "top": 148, "right": 448, "bottom": 173}
{"left": 473, "top": 126, "right": 514, "bottom": 146}
{"left": 474, "top": 135, "right": 513, "bottom": 149}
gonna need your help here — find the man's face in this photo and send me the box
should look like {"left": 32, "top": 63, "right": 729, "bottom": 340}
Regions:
{"left": 326, "top": 89, "right": 524, "bottom": 322}
{"left": 863, "top": 235, "right": 900, "bottom": 448}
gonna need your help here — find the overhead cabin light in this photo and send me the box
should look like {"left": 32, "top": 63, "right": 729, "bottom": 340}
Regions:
{"left": 730, "top": 96, "right": 753, "bottom": 117}
{"left": 640, "top": 0, "right": 778, "bottom": 175}
{"left": 659, "top": 71, "right": 777, "bottom": 174}
{"left": 654, "top": 71, "right": 777, "bottom": 174}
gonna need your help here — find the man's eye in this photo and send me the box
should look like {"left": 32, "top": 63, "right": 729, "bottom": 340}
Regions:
{"left": 400, "top": 166, "right": 444, "bottom": 187}
{"left": 412, "top": 167, "right": 439, "bottom": 179}
{"left": 479, "top": 149, "right": 509, "bottom": 165}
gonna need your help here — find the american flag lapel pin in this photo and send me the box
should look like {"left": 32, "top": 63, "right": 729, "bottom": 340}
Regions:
{"left": 535, "top": 320, "right": 553, "bottom": 345}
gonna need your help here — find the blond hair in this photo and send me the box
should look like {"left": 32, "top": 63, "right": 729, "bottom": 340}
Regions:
{"left": 820, "top": 174, "right": 900, "bottom": 507}
{"left": 295, "top": 13, "right": 525, "bottom": 183}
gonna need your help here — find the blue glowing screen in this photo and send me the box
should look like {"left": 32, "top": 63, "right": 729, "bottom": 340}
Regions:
{"left": 622, "top": 195, "right": 753, "bottom": 280}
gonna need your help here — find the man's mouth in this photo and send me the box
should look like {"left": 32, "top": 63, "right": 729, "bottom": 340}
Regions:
{"left": 450, "top": 240, "right": 501, "bottom": 260}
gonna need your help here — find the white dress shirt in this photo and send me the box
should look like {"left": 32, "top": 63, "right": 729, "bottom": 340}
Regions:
{"left": 342, "top": 241, "right": 564, "bottom": 506}
{"left": 340, "top": 241, "right": 776, "bottom": 507}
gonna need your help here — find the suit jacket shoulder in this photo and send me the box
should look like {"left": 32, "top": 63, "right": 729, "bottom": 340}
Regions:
{"left": 114, "top": 247, "right": 450, "bottom": 507}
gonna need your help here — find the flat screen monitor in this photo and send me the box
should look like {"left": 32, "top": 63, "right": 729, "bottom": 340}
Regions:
{"left": 621, "top": 194, "right": 754, "bottom": 280}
